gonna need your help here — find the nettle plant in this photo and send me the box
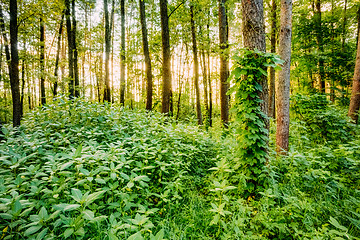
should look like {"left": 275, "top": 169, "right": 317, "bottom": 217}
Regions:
{"left": 228, "top": 49, "right": 283, "bottom": 197}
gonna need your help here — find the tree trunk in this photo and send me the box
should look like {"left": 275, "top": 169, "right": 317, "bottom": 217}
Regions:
{"left": 242, "top": 0, "right": 268, "bottom": 119}
{"left": 65, "top": 0, "right": 74, "bottom": 98}
{"left": 0, "top": 6, "right": 11, "bottom": 76}
{"left": 190, "top": 5, "right": 203, "bottom": 125}
{"left": 160, "top": 0, "right": 172, "bottom": 115}
{"left": 20, "top": 43, "right": 25, "bottom": 118}
{"left": 348, "top": 13, "right": 360, "bottom": 123}
{"left": 40, "top": 17, "right": 46, "bottom": 105}
{"left": 9, "top": 0, "right": 21, "bottom": 127}
{"left": 72, "top": 0, "right": 79, "bottom": 97}
{"left": 120, "top": 0, "right": 126, "bottom": 105}
{"left": 219, "top": 0, "right": 229, "bottom": 128}
{"left": 341, "top": 0, "right": 347, "bottom": 50}
{"left": 103, "top": 0, "right": 111, "bottom": 102}
{"left": 139, "top": 0, "right": 153, "bottom": 111}
{"left": 315, "top": 0, "right": 325, "bottom": 92}
{"left": 276, "top": 0, "right": 292, "bottom": 154}
{"left": 268, "top": 0, "right": 277, "bottom": 118}
{"left": 53, "top": 13, "right": 64, "bottom": 97}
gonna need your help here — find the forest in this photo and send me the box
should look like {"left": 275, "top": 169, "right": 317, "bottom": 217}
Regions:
{"left": 1, "top": 0, "right": 360, "bottom": 239}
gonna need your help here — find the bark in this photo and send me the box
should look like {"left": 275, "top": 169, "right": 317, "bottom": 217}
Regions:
{"left": 190, "top": 5, "right": 203, "bottom": 125}
{"left": 219, "top": 0, "right": 229, "bottom": 127}
{"left": 242, "top": 0, "right": 268, "bottom": 120}
{"left": 53, "top": 13, "right": 64, "bottom": 97}
{"left": 40, "top": 17, "right": 46, "bottom": 105}
{"left": 201, "top": 49, "right": 209, "bottom": 126}
{"left": 0, "top": 6, "right": 11, "bottom": 75}
{"left": 341, "top": 0, "right": 347, "bottom": 50}
{"left": 269, "top": 0, "right": 277, "bottom": 118}
{"left": 348, "top": 14, "right": 360, "bottom": 123}
{"left": 207, "top": 16, "right": 212, "bottom": 127}
{"left": 315, "top": 0, "right": 325, "bottom": 92}
{"left": 139, "top": 0, "right": 153, "bottom": 111}
{"left": 120, "top": 0, "right": 126, "bottom": 105}
{"left": 160, "top": 0, "right": 172, "bottom": 114}
{"left": 276, "top": 0, "right": 292, "bottom": 154}
{"left": 9, "top": 0, "right": 21, "bottom": 127}
{"left": 20, "top": 44, "right": 25, "bottom": 117}
{"left": 65, "top": 0, "right": 74, "bottom": 98}
{"left": 104, "top": 0, "right": 111, "bottom": 102}
{"left": 72, "top": 0, "right": 79, "bottom": 97}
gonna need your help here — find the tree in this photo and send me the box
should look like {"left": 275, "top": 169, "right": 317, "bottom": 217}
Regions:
{"left": 276, "top": 0, "right": 292, "bottom": 154}
{"left": 190, "top": 5, "right": 203, "bottom": 125}
{"left": 242, "top": 0, "right": 268, "bottom": 118}
{"left": 160, "top": 0, "right": 172, "bottom": 114}
{"left": 65, "top": 0, "right": 74, "bottom": 98}
{"left": 315, "top": 0, "right": 325, "bottom": 92}
{"left": 348, "top": 6, "right": 360, "bottom": 123}
{"left": 139, "top": 0, "right": 153, "bottom": 111}
{"left": 103, "top": 0, "right": 112, "bottom": 102}
{"left": 120, "top": 0, "right": 126, "bottom": 105}
{"left": 40, "top": 16, "right": 46, "bottom": 105}
{"left": 72, "top": 0, "right": 79, "bottom": 97}
{"left": 9, "top": 0, "right": 21, "bottom": 127}
{"left": 219, "top": 0, "right": 229, "bottom": 127}
{"left": 268, "top": 0, "right": 277, "bottom": 118}
{"left": 53, "top": 13, "right": 64, "bottom": 97}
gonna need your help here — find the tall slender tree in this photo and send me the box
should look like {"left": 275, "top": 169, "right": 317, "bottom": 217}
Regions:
{"left": 268, "top": 0, "right": 277, "bottom": 118}
{"left": 219, "top": 0, "right": 229, "bottom": 127}
{"left": 53, "top": 13, "right": 64, "bottom": 97}
{"left": 72, "top": 0, "right": 79, "bottom": 97}
{"left": 315, "top": 0, "right": 325, "bottom": 92}
{"left": 276, "top": 0, "right": 292, "bottom": 154}
{"left": 9, "top": 0, "right": 21, "bottom": 127}
{"left": 65, "top": 0, "right": 74, "bottom": 98}
{"left": 139, "top": 0, "right": 153, "bottom": 111}
{"left": 120, "top": 0, "right": 126, "bottom": 105}
{"left": 190, "top": 5, "right": 203, "bottom": 125}
{"left": 160, "top": 0, "right": 172, "bottom": 114}
{"left": 40, "top": 17, "right": 46, "bottom": 105}
{"left": 103, "top": 0, "right": 111, "bottom": 102}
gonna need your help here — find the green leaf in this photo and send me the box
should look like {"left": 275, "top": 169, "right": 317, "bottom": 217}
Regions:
{"left": 24, "top": 225, "right": 42, "bottom": 236}
{"left": 64, "top": 228, "right": 74, "bottom": 238}
{"left": 38, "top": 207, "right": 48, "bottom": 220}
{"left": 84, "top": 190, "right": 105, "bottom": 206}
{"left": 127, "top": 232, "right": 144, "bottom": 240}
{"left": 82, "top": 210, "right": 94, "bottom": 221}
{"left": 71, "top": 188, "right": 83, "bottom": 203}
{"left": 64, "top": 204, "right": 81, "bottom": 211}
{"left": 74, "top": 145, "right": 83, "bottom": 158}
{"left": 60, "top": 161, "right": 74, "bottom": 170}
{"left": 36, "top": 227, "right": 48, "bottom": 240}
{"left": 329, "top": 217, "right": 347, "bottom": 231}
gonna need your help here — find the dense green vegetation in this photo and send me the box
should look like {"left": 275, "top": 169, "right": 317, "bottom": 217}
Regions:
{"left": 1, "top": 97, "right": 359, "bottom": 239}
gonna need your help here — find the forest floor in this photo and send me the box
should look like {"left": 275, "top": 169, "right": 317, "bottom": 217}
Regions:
{"left": 0, "top": 96, "right": 360, "bottom": 239}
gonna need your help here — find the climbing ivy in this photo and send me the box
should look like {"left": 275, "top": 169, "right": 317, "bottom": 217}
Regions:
{"left": 228, "top": 49, "right": 283, "bottom": 197}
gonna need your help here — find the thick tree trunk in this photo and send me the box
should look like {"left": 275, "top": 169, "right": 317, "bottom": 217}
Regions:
{"left": 53, "top": 13, "right": 64, "bottom": 97}
{"left": 20, "top": 44, "right": 25, "bottom": 117}
{"left": 348, "top": 17, "right": 360, "bottom": 123}
{"left": 120, "top": 0, "right": 126, "bottom": 105}
{"left": 160, "top": 0, "right": 172, "bottom": 114}
{"left": 276, "top": 0, "right": 292, "bottom": 154}
{"left": 103, "top": 0, "right": 111, "bottom": 102}
{"left": 9, "top": 0, "right": 21, "bottom": 127}
{"left": 190, "top": 5, "right": 203, "bottom": 125}
{"left": 219, "top": 0, "right": 229, "bottom": 128}
{"left": 242, "top": 0, "right": 268, "bottom": 120}
{"left": 269, "top": 0, "right": 277, "bottom": 119}
{"left": 139, "top": 0, "right": 153, "bottom": 111}
{"left": 72, "top": 0, "right": 79, "bottom": 97}
{"left": 65, "top": 0, "right": 74, "bottom": 98}
{"left": 40, "top": 17, "right": 46, "bottom": 105}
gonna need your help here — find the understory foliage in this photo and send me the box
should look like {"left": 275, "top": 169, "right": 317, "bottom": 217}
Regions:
{"left": 0, "top": 97, "right": 359, "bottom": 239}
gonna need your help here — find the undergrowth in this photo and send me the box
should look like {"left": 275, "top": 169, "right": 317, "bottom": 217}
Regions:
{"left": 0, "top": 96, "right": 359, "bottom": 239}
